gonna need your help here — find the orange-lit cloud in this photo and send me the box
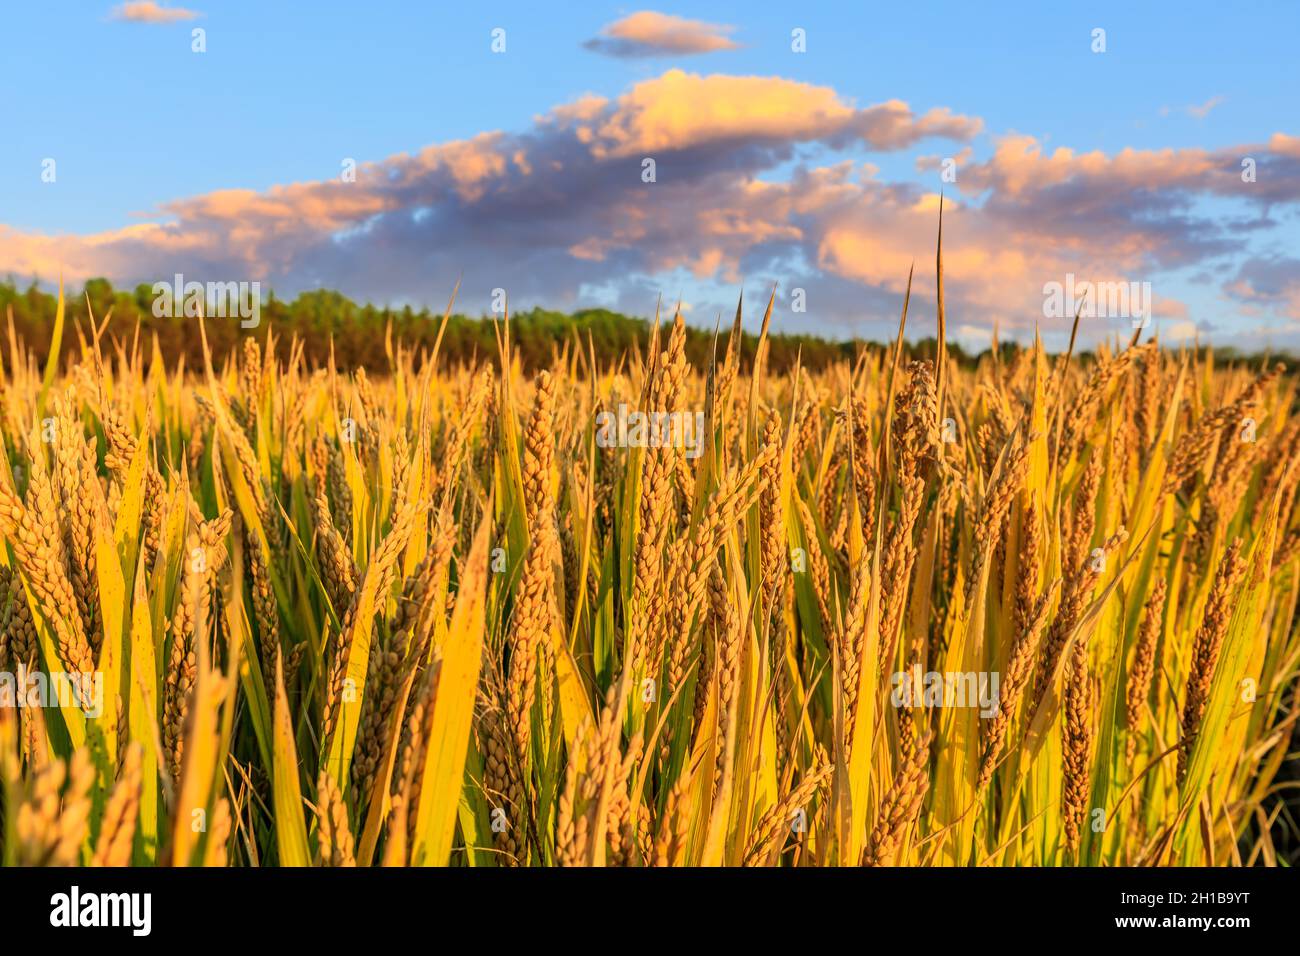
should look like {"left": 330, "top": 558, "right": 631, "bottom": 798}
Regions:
{"left": 110, "top": 2, "right": 201, "bottom": 23}
{"left": 584, "top": 11, "right": 739, "bottom": 58}
{"left": 2, "top": 69, "right": 1298, "bottom": 346}
{"left": 579, "top": 71, "right": 981, "bottom": 158}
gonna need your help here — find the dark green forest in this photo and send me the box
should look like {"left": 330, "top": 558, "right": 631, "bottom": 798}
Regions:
{"left": 0, "top": 277, "right": 1272, "bottom": 375}
{"left": 0, "top": 277, "right": 891, "bottom": 373}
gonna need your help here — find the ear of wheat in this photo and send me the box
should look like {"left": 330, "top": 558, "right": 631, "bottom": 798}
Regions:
{"left": 0, "top": 281, "right": 1294, "bottom": 868}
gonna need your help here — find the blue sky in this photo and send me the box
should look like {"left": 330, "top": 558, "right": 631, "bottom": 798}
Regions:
{"left": 2, "top": 1, "right": 1298, "bottom": 348}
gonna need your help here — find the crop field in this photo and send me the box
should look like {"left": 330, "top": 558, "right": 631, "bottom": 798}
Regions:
{"left": 0, "top": 288, "right": 1296, "bottom": 868}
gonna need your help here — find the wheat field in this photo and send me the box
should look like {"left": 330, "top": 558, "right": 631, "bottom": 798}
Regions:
{"left": 0, "top": 286, "right": 1297, "bottom": 868}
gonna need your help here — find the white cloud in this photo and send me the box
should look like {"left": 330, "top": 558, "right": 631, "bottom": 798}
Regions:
{"left": 1187, "top": 95, "right": 1226, "bottom": 119}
